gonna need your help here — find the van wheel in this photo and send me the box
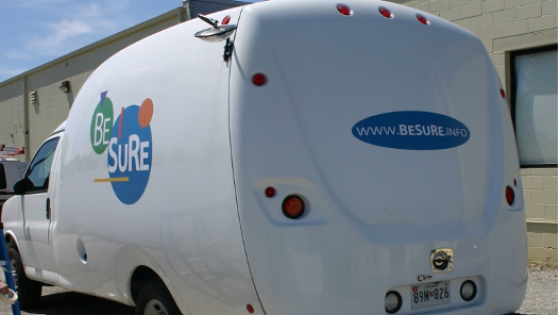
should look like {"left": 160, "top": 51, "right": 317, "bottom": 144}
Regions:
{"left": 135, "top": 278, "right": 181, "bottom": 315}
{"left": 8, "top": 248, "right": 42, "bottom": 309}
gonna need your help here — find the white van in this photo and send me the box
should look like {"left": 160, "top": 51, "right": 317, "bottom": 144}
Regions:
{"left": 2, "top": 0, "right": 528, "bottom": 314}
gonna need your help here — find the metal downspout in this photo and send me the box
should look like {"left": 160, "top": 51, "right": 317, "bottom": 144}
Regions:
{"left": 22, "top": 76, "right": 30, "bottom": 161}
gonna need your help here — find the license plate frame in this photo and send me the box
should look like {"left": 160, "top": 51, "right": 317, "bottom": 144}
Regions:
{"left": 411, "top": 281, "right": 451, "bottom": 310}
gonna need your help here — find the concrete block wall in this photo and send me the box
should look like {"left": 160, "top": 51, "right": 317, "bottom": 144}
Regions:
{"left": 0, "top": 81, "right": 25, "bottom": 154}
{"left": 396, "top": 0, "right": 557, "bottom": 89}
{"left": 523, "top": 168, "right": 558, "bottom": 265}
{"left": 391, "top": 0, "right": 558, "bottom": 265}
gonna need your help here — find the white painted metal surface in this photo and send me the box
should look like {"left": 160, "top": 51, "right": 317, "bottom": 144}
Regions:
{"left": 230, "top": 0, "right": 526, "bottom": 314}
{"left": 2, "top": 1, "right": 527, "bottom": 315}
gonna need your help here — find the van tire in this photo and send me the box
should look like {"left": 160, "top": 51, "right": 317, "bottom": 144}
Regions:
{"left": 135, "top": 278, "right": 182, "bottom": 315}
{"left": 8, "top": 248, "right": 42, "bottom": 309}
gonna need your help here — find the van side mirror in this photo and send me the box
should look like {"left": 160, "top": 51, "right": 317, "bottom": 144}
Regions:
{"left": 13, "top": 178, "right": 34, "bottom": 195}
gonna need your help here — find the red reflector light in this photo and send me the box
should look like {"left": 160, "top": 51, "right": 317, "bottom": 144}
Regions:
{"left": 500, "top": 89, "right": 506, "bottom": 98}
{"left": 379, "top": 7, "right": 392, "bottom": 18}
{"left": 282, "top": 195, "right": 305, "bottom": 219}
{"left": 222, "top": 16, "right": 231, "bottom": 25}
{"left": 337, "top": 4, "right": 352, "bottom": 16}
{"left": 265, "top": 187, "right": 276, "bottom": 198}
{"left": 416, "top": 14, "right": 428, "bottom": 25}
{"left": 246, "top": 304, "right": 254, "bottom": 313}
{"left": 252, "top": 73, "right": 267, "bottom": 86}
{"left": 514, "top": 179, "right": 517, "bottom": 186}
{"left": 505, "top": 186, "right": 515, "bottom": 205}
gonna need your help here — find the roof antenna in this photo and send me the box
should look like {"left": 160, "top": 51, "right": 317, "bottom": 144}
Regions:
{"left": 194, "top": 14, "right": 237, "bottom": 41}
{"left": 198, "top": 14, "right": 219, "bottom": 29}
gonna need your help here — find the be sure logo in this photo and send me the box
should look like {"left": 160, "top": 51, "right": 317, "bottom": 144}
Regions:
{"left": 90, "top": 91, "right": 154, "bottom": 204}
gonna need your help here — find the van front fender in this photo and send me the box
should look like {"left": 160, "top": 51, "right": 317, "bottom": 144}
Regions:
{"left": 2, "top": 196, "right": 22, "bottom": 251}
{"left": 3, "top": 230, "right": 19, "bottom": 251}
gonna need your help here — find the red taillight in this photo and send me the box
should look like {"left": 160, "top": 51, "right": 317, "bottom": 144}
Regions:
{"left": 505, "top": 186, "right": 515, "bottom": 205}
{"left": 337, "top": 4, "right": 352, "bottom": 16}
{"left": 379, "top": 7, "right": 392, "bottom": 18}
{"left": 514, "top": 179, "right": 517, "bottom": 186}
{"left": 246, "top": 304, "right": 254, "bottom": 313}
{"left": 282, "top": 195, "right": 305, "bottom": 219}
{"left": 252, "top": 73, "right": 267, "bottom": 86}
{"left": 265, "top": 187, "right": 276, "bottom": 198}
{"left": 222, "top": 16, "right": 231, "bottom": 25}
{"left": 500, "top": 89, "right": 506, "bottom": 98}
{"left": 416, "top": 14, "right": 428, "bottom": 25}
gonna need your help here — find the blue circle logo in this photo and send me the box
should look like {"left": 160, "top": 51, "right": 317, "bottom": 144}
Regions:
{"left": 106, "top": 105, "right": 153, "bottom": 204}
{"left": 91, "top": 92, "right": 155, "bottom": 205}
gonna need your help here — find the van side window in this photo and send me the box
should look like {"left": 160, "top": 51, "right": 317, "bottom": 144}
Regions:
{"left": 0, "top": 164, "right": 6, "bottom": 189}
{"left": 26, "top": 138, "right": 59, "bottom": 192}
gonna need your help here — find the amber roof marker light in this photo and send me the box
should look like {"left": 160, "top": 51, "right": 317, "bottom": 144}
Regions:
{"left": 252, "top": 73, "right": 268, "bottom": 86}
{"left": 416, "top": 14, "right": 429, "bottom": 25}
{"left": 337, "top": 4, "right": 352, "bottom": 16}
{"left": 379, "top": 7, "right": 393, "bottom": 19}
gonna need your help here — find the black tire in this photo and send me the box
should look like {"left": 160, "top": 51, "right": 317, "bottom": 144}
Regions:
{"left": 135, "top": 278, "right": 182, "bottom": 315}
{"left": 8, "top": 248, "right": 42, "bottom": 309}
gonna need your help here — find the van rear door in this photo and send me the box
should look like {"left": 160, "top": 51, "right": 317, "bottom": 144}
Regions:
{"left": 230, "top": 1, "right": 514, "bottom": 314}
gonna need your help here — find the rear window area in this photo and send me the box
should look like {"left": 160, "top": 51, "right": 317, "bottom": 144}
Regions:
{"left": 0, "top": 164, "right": 6, "bottom": 189}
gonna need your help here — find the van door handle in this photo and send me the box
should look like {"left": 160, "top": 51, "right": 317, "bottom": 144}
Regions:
{"left": 46, "top": 198, "right": 51, "bottom": 220}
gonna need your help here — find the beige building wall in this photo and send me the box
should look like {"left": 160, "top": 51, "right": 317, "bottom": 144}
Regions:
{"left": 0, "top": 80, "right": 25, "bottom": 152}
{"left": 390, "top": 0, "right": 558, "bottom": 265}
{"left": 524, "top": 168, "right": 558, "bottom": 265}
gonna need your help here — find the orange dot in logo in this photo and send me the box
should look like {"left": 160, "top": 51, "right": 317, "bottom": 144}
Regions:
{"left": 139, "top": 98, "right": 153, "bottom": 128}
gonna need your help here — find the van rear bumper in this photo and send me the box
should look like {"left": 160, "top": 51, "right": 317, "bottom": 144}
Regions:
{"left": 240, "top": 201, "right": 527, "bottom": 315}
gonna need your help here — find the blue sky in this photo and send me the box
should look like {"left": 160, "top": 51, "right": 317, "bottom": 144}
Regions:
{"left": 0, "top": 0, "right": 254, "bottom": 83}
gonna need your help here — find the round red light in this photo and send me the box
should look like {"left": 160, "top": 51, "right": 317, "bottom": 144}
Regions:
{"left": 252, "top": 73, "right": 267, "bottom": 86}
{"left": 337, "top": 4, "right": 351, "bottom": 16}
{"left": 379, "top": 7, "right": 392, "bottom": 18}
{"left": 500, "top": 89, "right": 506, "bottom": 98}
{"left": 416, "top": 14, "right": 428, "bottom": 25}
{"left": 222, "top": 16, "right": 231, "bottom": 25}
{"left": 505, "top": 186, "right": 515, "bottom": 205}
{"left": 265, "top": 187, "right": 276, "bottom": 198}
{"left": 246, "top": 304, "right": 254, "bottom": 313}
{"left": 282, "top": 195, "right": 305, "bottom": 219}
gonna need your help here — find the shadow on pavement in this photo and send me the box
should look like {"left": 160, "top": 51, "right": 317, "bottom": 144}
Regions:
{"left": 18, "top": 291, "right": 135, "bottom": 315}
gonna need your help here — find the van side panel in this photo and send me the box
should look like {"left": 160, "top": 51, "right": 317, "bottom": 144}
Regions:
{"left": 53, "top": 7, "right": 261, "bottom": 315}
{"left": 230, "top": 1, "right": 526, "bottom": 314}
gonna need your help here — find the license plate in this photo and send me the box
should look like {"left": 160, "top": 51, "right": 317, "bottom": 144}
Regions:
{"left": 411, "top": 281, "right": 451, "bottom": 310}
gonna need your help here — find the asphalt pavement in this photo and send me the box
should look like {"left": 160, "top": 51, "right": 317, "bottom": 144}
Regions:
{"left": 0, "top": 265, "right": 556, "bottom": 315}
{"left": 515, "top": 264, "right": 558, "bottom": 315}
